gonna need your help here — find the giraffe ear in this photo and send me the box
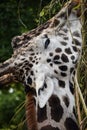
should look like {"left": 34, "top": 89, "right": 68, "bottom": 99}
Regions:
{"left": 37, "top": 77, "right": 54, "bottom": 108}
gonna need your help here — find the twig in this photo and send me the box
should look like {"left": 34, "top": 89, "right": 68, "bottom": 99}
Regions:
{"left": 75, "top": 81, "right": 82, "bottom": 130}
{"left": 75, "top": 72, "right": 87, "bottom": 116}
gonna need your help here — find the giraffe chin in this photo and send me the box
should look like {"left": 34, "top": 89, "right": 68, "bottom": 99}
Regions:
{"left": 37, "top": 76, "right": 55, "bottom": 108}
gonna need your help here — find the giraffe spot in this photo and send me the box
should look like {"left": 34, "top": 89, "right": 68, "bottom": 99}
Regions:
{"left": 37, "top": 105, "right": 47, "bottom": 123}
{"left": 49, "top": 52, "right": 53, "bottom": 57}
{"left": 31, "top": 71, "right": 34, "bottom": 75}
{"left": 65, "top": 48, "right": 72, "bottom": 54}
{"left": 60, "top": 41, "right": 67, "bottom": 46}
{"left": 55, "top": 48, "right": 62, "bottom": 53}
{"left": 21, "top": 58, "right": 25, "bottom": 60}
{"left": 38, "top": 26, "right": 45, "bottom": 32}
{"left": 73, "top": 31, "right": 80, "bottom": 37}
{"left": 58, "top": 32, "right": 65, "bottom": 36}
{"left": 58, "top": 11, "right": 66, "bottom": 18}
{"left": 43, "top": 21, "right": 51, "bottom": 29}
{"left": 23, "top": 34, "right": 31, "bottom": 40}
{"left": 29, "top": 57, "right": 33, "bottom": 61}
{"left": 73, "top": 39, "right": 81, "bottom": 46}
{"left": 72, "top": 60, "right": 77, "bottom": 64}
{"left": 50, "top": 18, "right": 60, "bottom": 28}
{"left": 63, "top": 95, "right": 70, "bottom": 107}
{"left": 72, "top": 46, "right": 78, "bottom": 52}
{"left": 49, "top": 95, "right": 63, "bottom": 122}
{"left": 61, "top": 53, "right": 69, "bottom": 62}
{"left": 71, "top": 55, "right": 75, "bottom": 60}
{"left": 44, "top": 34, "right": 48, "bottom": 38}
{"left": 53, "top": 55, "right": 60, "bottom": 64}
{"left": 64, "top": 117, "right": 79, "bottom": 130}
{"left": 25, "top": 85, "right": 36, "bottom": 95}
{"left": 27, "top": 76, "right": 32, "bottom": 85}
{"left": 69, "top": 81, "right": 74, "bottom": 95}
{"left": 59, "top": 65, "right": 68, "bottom": 71}
{"left": 36, "top": 62, "right": 38, "bottom": 64}
{"left": 30, "top": 53, "right": 35, "bottom": 55}
{"left": 70, "top": 67, "right": 74, "bottom": 73}
{"left": 61, "top": 72, "right": 67, "bottom": 77}
{"left": 34, "top": 55, "right": 37, "bottom": 59}
{"left": 54, "top": 61, "right": 61, "bottom": 64}
{"left": 73, "top": 106, "right": 77, "bottom": 118}
{"left": 25, "top": 85, "right": 30, "bottom": 93}
{"left": 50, "top": 63, "right": 53, "bottom": 67}
{"left": 29, "top": 48, "right": 33, "bottom": 51}
{"left": 54, "top": 70, "right": 58, "bottom": 74}
{"left": 62, "top": 29, "right": 68, "bottom": 33}
{"left": 47, "top": 59, "right": 51, "bottom": 63}
{"left": 53, "top": 55, "right": 60, "bottom": 60}
{"left": 25, "top": 67, "right": 30, "bottom": 71}
{"left": 58, "top": 80, "right": 65, "bottom": 88}
{"left": 29, "top": 63, "right": 33, "bottom": 68}
{"left": 63, "top": 37, "right": 69, "bottom": 40}
{"left": 32, "top": 60, "right": 35, "bottom": 63}
{"left": 41, "top": 125, "right": 60, "bottom": 130}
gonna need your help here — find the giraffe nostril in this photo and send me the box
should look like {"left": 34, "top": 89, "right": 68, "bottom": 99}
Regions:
{"left": 44, "top": 82, "right": 47, "bottom": 88}
{"left": 38, "top": 82, "right": 47, "bottom": 95}
{"left": 44, "top": 38, "right": 50, "bottom": 49}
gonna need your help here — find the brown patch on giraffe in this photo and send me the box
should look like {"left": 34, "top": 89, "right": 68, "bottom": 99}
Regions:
{"left": 55, "top": 48, "right": 62, "bottom": 53}
{"left": 65, "top": 48, "right": 72, "bottom": 54}
{"left": 58, "top": 80, "right": 65, "bottom": 88}
{"left": 72, "top": 46, "right": 78, "bottom": 52}
{"left": 61, "top": 72, "right": 67, "bottom": 77}
{"left": 64, "top": 117, "right": 80, "bottom": 130}
{"left": 37, "top": 105, "right": 47, "bottom": 123}
{"left": 73, "top": 31, "right": 80, "bottom": 37}
{"left": 47, "top": 59, "right": 51, "bottom": 63}
{"left": 59, "top": 65, "right": 68, "bottom": 71}
{"left": 73, "top": 38, "right": 81, "bottom": 46}
{"left": 61, "top": 53, "right": 69, "bottom": 63}
{"left": 69, "top": 81, "right": 74, "bottom": 95}
{"left": 49, "top": 52, "right": 53, "bottom": 57}
{"left": 58, "top": 11, "right": 67, "bottom": 19}
{"left": 40, "top": 125, "right": 60, "bottom": 130}
{"left": 50, "top": 18, "right": 60, "bottom": 28}
{"left": 49, "top": 95, "right": 63, "bottom": 122}
{"left": 63, "top": 37, "right": 69, "bottom": 40}
{"left": 62, "top": 28, "right": 68, "bottom": 33}
{"left": 60, "top": 41, "right": 67, "bottom": 46}
{"left": 63, "top": 95, "right": 70, "bottom": 107}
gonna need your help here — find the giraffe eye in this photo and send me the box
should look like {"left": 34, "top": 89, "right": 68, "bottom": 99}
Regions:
{"left": 44, "top": 38, "right": 50, "bottom": 49}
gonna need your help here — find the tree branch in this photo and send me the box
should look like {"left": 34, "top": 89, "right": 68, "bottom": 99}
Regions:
{"left": 0, "top": 73, "right": 17, "bottom": 88}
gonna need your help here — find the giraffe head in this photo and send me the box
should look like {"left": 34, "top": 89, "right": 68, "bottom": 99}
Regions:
{"left": 0, "top": 0, "right": 82, "bottom": 109}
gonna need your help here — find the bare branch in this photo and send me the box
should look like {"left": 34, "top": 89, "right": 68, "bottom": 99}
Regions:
{"left": 0, "top": 73, "right": 17, "bottom": 88}
{"left": 0, "top": 58, "right": 14, "bottom": 77}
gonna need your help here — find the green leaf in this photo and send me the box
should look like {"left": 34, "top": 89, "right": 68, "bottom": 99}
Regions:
{"left": 40, "top": 11, "right": 44, "bottom": 17}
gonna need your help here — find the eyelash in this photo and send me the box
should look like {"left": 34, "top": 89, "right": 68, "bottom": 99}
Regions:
{"left": 44, "top": 38, "right": 50, "bottom": 49}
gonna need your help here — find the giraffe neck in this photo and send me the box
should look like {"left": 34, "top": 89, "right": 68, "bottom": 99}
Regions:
{"left": 36, "top": 78, "right": 79, "bottom": 130}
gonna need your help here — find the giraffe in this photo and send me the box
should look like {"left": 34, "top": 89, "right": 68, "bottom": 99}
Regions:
{"left": 0, "top": 0, "right": 82, "bottom": 130}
